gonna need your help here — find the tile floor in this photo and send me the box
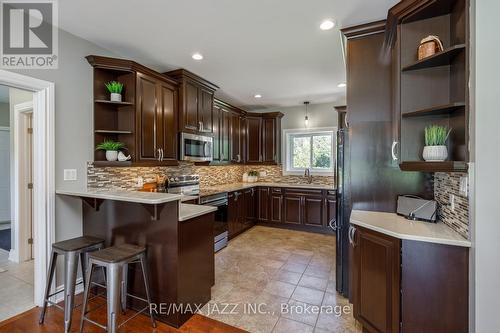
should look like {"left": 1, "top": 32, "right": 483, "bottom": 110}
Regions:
{"left": 0, "top": 259, "right": 35, "bottom": 321}
{"left": 200, "top": 226, "right": 362, "bottom": 333}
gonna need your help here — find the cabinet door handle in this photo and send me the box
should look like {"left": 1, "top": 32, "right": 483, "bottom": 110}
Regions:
{"left": 160, "top": 148, "right": 164, "bottom": 161}
{"left": 391, "top": 141, "right": 398, "bottom": 161}
{"left": 157, "top": 148, "right": 161, "bottom": 162}
{"left": 348, "top": 226, "right": 357, "bottom": 246}
{"left": 198, "top": 122, "right": 203, "bottom": 131}
{"left": 328, "top": 218, "right": 337, "bottom": 231}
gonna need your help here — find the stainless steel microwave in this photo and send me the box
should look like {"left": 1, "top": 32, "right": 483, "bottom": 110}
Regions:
{"left": 180, "top": 132, "right": 213, "bottom": 162}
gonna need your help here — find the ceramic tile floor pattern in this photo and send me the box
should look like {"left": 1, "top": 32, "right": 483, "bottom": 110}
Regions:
{"left": 0, "top": 259, "right": 35, "bottom": 322}
{"left": 200, "top": 226, "right": 362, "bottom": 333}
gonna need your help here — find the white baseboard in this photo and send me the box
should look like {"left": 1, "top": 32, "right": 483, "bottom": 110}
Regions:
{"left": 8, "top": 249, "right": 18, "bottom": 263}
{"left": 53, "top": 277, "right": 84, "bottom": 304}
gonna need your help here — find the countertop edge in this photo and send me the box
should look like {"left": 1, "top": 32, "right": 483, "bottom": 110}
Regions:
{"left": 56, "top": 189, "right": 182, "bottom": 205}
{"left": 179, "top": 204, "right": 217, "bottom": 221}
{"left": 350, "top": 211, "right": 471, "bottom": 248}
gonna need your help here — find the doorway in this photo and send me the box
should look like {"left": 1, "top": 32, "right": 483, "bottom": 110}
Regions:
{"left": 0, "top": 85, "right": 35, "bottom": 321}
{"left": 0, "top": 69, "right": 55, "bottom": 323}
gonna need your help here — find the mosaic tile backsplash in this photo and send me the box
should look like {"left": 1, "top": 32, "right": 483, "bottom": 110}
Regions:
{"left": 434, "top": 172, "right": 469, "bottom": 239}
{"left": 87, "top": 163, "right": 334, "bottom": 190}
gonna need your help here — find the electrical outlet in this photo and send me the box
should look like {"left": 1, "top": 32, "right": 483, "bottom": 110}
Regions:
{"left": 459, "top": 176, "right": 468, "bottom": 197}
{"left": 259, "top": 171, "right": 267, "bottom": 177}
{"left": 137, "top": 176, "right": 144, "bottom": 188}
{"left": 63, "top": 169, "right": 77, "bottom": 181}
{"left": 449, "top": 194, "right": 455, "bottom": 211}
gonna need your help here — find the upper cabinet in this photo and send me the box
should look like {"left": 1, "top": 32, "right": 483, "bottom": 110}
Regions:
{"left": 245, "top": 112, "right": 283, "bottom": 165}
{"left": 87, "top": 55, "right": 179, "bottom": 166}
{"left": 164, "top": 69, "right": 218, "bottom": 135}
{"left": 245, "top": 116, "right": 262, "bottom": 163}
{"left": 212, "top": 99, "right": 232, "bottom": 164}
{"left": 387, "top": 0, "right": 469, "bottom": 172}
{"left": 136, "top": 73, "right": 178, "bottom": 164}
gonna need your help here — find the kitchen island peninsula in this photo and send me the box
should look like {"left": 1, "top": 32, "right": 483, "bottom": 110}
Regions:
{"left": 56, "top": 189, "right": 217, "bottom": 328}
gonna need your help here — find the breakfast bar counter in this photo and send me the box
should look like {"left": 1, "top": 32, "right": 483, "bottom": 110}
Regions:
{"left": 56, "top": 189, "right": 215, "bottom": 328}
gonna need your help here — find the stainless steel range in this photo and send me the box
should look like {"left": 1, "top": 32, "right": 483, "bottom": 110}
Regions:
{"left": 167, "top": 175, "right": 229, "bottom": 252}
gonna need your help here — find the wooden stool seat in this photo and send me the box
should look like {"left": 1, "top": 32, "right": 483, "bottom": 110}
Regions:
{"left": 88, "top": 244, "right": 145, "bottom": 263}
{"left": 52, "top": 236, "right": 104, "bottom": 252}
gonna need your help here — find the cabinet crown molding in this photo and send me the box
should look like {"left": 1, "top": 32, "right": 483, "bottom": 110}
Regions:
{"left": 86, "top": 55, "right": 179, "bottom": 86}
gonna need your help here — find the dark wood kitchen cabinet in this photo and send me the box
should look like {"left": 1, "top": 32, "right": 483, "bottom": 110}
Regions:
{"left": 245, "top": 116, "right": 262, "bottom": 163}
{"left": 136, "top": 72, "right": 178, "bottom": 164}
{"left": 283, "top": 189, "right": 326, "bottom": 229}
{"left": 244, "top": 112, "right": 283, "bottom": 164}
{"left": 257, "top": 187, "right": 270, "bottom": 222}
{"left": 230, "top": 111, "right": 245, "bottom": 163}
{"left": 350, "top": 224, "right": 468, "bottom": 333}
{"left": 164, "top": 69, "right": 218, "bottom": 134}
{"left": 87, "top": 55, "right": 180, "bottom": 166}
{"left": 283, "top": 194, "right": 302, "bottom": 225}
{"left": 243, "top": 188, "right": 257, "bottom": 226}
{"left": 351, "top": 225, "right": 401, "bottom": 333}
{"left": 228, "top": 189, "right": 256, "bottom": 239}
{"left": 270, "top": 188, "right": 284, "bottom": 223}
{"left": 262, "top": 114, "right": 281, "bottom": 163}
{"left": 212, "top": 101, "right": 231, "bottom": 164}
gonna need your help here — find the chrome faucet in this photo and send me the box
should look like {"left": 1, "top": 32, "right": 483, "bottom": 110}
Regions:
{"left": 304, "top": 168, "right": 313, "bottom": 184}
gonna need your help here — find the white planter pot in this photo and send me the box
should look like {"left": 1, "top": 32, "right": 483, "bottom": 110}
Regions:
{"left": 105, "top": 150, "right": 118, "bottom": 161}
{"left": 423, "top": 145, "right": 448, "bottom": 162}
{"left": 110, "top": 93, "right": 122, "bottom": 102}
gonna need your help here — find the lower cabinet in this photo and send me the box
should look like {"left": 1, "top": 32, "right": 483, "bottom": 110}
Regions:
{"left": 228, "top": 189, "right": 256, "bottom": 239}
{"left": 270, "top": 188, "right": 284, "bottom": 223}
{"left": 229, "top": 186, "right": 336, "bottom": 238}
{"left": 257, "top": 187, "right": 270, "bottom": 222}
{"left": 350, "top": 225, "right": 468, "bottom": 333}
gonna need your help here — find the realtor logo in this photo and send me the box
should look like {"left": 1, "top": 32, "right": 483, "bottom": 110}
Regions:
{"left": 0, "top": 0, "right": 58, "bottom": 68}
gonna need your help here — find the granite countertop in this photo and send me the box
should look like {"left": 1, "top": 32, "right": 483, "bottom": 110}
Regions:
{"left": 56, "top": 189, "right": 182, "bottom": 205}
{"left": 350, "top": 210, "right": 471, "bottom": 247}
{"left": 201, "top": 182, "right": 336, "bottom": 195}
{"left": 178, "top": 204, "right": 217, "bottom": 221}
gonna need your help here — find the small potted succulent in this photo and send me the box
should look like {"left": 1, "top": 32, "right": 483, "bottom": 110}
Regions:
{"left": 105, "top": 81, "right": 124, "bottom": 102}
{"left": 96, "top": 140, "right": 126, "bottom": 161}
{"left": 247, "top": 170, "right": 259, "bottom": 182}
{"left": 423, "top": 125, "right": 451, "bottom": 162}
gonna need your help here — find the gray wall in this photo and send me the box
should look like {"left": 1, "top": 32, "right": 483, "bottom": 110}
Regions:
{"left": 7, "top": 29, "right": 117, "bottom": 285}
{"left": 471, "top": 0, "right": 500, "bottom": 331}
{"left": 255, "top": 102, "right": 339, "bottom": 130}
{"left": 0, "top": 102, "right": 9, "bottom": 127}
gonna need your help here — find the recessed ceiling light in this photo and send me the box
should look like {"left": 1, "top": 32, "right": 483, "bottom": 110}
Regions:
{"left": 320, "top": 19, "right": 335, "bottom": 31}
{"left": 337, "top": 82, "right": 346, "bottom": 88}
{"left": 254, "top": 94, "right": 262, "bottom": 98}
{"left": 192, "top": 53, "right": 203, "bottom": 60}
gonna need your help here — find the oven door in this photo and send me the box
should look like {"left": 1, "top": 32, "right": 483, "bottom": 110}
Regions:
{"left": 180, "top": 133, "right": 213, "bottom": 162}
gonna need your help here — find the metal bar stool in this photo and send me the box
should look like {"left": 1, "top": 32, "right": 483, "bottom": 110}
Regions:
{"left": 39, "top": 236, "right": 105, "bottom": 333}
{"left": 80, "top": 244, "right": 156, "bottom": 333}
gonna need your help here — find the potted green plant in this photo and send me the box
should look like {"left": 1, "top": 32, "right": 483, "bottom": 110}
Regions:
{"left": 105, "top": 81, "right": 124, "bottom": 102}
{"left": 423, "top": 125, "right": 451, "bottom": 161}
{"left": 247, "top": 170, "right": 259, "bottom": 182}
{"left": 96, "top": 140, "right": 126, "bottom": 161}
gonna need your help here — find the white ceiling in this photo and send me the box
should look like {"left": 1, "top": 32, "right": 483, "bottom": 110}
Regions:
{"left": 59, "top": 0, "right": 397, "bottom": 109}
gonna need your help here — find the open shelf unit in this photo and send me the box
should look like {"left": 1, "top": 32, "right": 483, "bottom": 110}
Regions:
{"left": 396, "top": 0, "right": 469, "bottom": 172}
{"left": 91, "top": 65, "right": 136, "bottom": 163}
{"left": 402, "top": 44, "right": 465, "bottom": 71}
{"left": 402, "top": 102, "right": 465, "bottom": 117}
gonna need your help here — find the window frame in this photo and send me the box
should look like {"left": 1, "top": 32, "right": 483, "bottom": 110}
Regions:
{"left": 283, "top": 127, "right": 337, "bottom": 176}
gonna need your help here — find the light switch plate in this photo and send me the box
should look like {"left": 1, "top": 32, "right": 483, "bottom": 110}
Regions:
{"left": 459, "top": 176, "right": 468, "bottom": 197}
{"left": 63, "top": 169, "right": 77, "bottom": 181}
